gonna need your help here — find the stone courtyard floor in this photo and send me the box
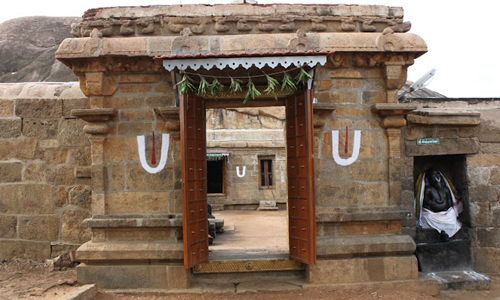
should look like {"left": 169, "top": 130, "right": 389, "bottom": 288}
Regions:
{"left": 1, "top": 209, "right": 500, "bottom": 299}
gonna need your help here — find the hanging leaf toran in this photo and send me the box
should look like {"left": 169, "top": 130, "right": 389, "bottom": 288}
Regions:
{"left": 177, "top": 68, "right": 312, "bottom": 103}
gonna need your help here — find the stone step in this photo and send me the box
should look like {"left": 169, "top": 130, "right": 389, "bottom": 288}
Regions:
{"left": 426, "top": 270, "right": 491, "bottom": 290}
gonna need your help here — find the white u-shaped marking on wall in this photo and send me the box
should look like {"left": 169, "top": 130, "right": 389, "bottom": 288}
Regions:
{"left": 236, "top": 166, "right": 246, "bottom": 178}
{"left": 137, "top": 133, "right": 170, "bottom": 174}
{"left": 332, "top": 130, "right": 361, "bottom": 166}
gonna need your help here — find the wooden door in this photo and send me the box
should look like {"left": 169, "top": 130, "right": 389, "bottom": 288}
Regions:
{"left": 181, "top": 94, "right": 209, "bottom": 269}
{"left": 286, "top": 89, "right": 317, "bottom": 265}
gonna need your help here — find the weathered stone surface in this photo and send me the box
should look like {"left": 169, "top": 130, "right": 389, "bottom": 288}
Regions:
{"left": 18, "top": 215, "right": 60, "bottom": 241}
{"left": 69, "top": 147, "right": 91, "bottom": 166}
{"left": 69, "top": 186, "right": 92, "bottom": 209}
{"left": 59, "top": 119, "right": 90, "bottom": 147}
{"left": 126, "top": 164, "right": 175, "bottom": 191}
{"left": 349, "top": 160, "right": 388, "bottom": 182}
{"left": 317, "top": 234, "right": 413, "bottom": 257}
{"left": 468, "top": 153, "right": 500, "bottom": 168}
{"left": 405, "top": 138, "right": 480, "bottom": 156}
{"left": 318, "top": 181, "right": 363, "bottom": 207}
{"left": 476, "top": 228, "right": 500, "bottom": 247}
{"left": 118, "top": 122, "right": 153, "bottom": 135}
{"left": 307, "top": 256, "right": 418, "bottom": 284}
{"left": 76, "top": 263, "right": 186, "bottom": 289}
{"left": 0, "top": 118, "right": 22, "bottom": 138}
{"left": 407, "top": 109, "right": 481, "bottom": 126}
{"left": 54, "top": 186, "right": 69, "bottom": 208}
{"left": 0, "top": 162, "right": 23, "bottom": 183}
{"left": 62, "top": 98, "right": 90, "bottom": 118}
{"left": 469, "top": 185, "right": 499, "bottom": 203}
{"left": 61, "top": 209, "right": 91, "bottom": 244}
{"left": 106, "top": 192, "right": 170, "bottom": 214}
{"left": 43, "top": 149, "right": 69, "bottom": 165}
{"left": 103, "top": 137, "right": 139, "bottom": 163}
{"left": 0, "top": 215, "right": 17, "bottom": 238}
{"left": 0, "top": 184, "right": 52, "bottom": 214}
{"left": 46, "top": 165, "right": 75, "bottom": 185}
{"left": 0, "top": 240, "right": 51, "bottom": 260}
{"left": 0, "top": 99, "right": 14, "bottom": 117}
{"left": 15, "top": 99, "right": 62, "bottom": 118}
{"left": 22, "top": 118, "right": 58, "bottom": 139}
{"left": 473, "top": 248, "right": 500, "bottom": 273}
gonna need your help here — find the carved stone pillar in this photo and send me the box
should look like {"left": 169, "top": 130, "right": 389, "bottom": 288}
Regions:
{"left": 72, "top": 108, "right": 117, "bottom": 215}
{"left": 373, "top": 104, "right": 416, "bottom": 207}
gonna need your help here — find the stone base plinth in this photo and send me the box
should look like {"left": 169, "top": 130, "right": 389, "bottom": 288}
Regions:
{"left": 77, "top": 263, "right": 190, "bottom": 289}
{"left": 76, "top": 241, "right": 183, "bottom": 263}
{"left": 306, "top": 256, "right": 418, "bottom": 284}
{"left": 257, "top": 200, "right": 279, "bottom": 211}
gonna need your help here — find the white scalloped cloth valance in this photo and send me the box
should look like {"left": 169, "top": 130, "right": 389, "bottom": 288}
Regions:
{"left": 162, "top": 55, "right": 327, "bottom": 71}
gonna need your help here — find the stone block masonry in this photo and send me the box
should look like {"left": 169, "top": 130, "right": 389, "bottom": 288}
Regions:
{"left": 0, "top": 82, "right": 91, "bottom": 261}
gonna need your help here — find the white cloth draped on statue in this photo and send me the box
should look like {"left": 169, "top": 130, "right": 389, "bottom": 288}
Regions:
{"left": 415, "top": 171, "right": 463, "bottom": 237}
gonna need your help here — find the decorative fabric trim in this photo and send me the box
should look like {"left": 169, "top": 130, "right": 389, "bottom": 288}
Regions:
{"left": 163, "top": 55, "right": 327, "bottom": 71}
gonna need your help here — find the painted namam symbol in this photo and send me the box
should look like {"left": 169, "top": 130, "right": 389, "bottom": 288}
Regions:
{"left": 137, "top": 132, "right": 170, "bottom": 174}
{"left": 236, "top": 166, "right": 246, "bottom": 178}
{"left": 331, "top": 128, "right": 361, "bottom": 166}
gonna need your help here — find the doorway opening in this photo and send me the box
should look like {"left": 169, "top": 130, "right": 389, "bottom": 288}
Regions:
{"left": 205, "top": 105, "right": 289, "bottom": 261}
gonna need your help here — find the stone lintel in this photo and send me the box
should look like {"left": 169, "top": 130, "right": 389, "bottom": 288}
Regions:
{"left": 405, "top": 137, "right": 480, "bottom": 157}
{"left": 407, "top": 109, "right": 481, "bottom": 126}
{"left": 316, "top": 234, "right": 416, "bottom": 258}
{"left": 316, "top": 209, "right": 412, "bottom": 223}
{"left": 76, "top": 241, "right": 183, "bottom": 262}
{"left": 83, "top": 214, "right": 182, "bottom": 228}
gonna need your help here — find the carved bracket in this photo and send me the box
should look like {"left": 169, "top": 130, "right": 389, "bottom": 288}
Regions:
{"left": 79, "top": 72, "right": 118, "bottom": 97}
{"left": 155, "top": 107, "right": 180, "bottom": 132}
{"left": 372, "top": 103, "right": 417, "bottom": 128}
{"left": 72, "top": 108, "right": 117, "bottom": 135}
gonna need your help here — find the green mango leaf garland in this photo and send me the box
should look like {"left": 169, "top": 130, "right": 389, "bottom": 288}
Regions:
{"left": 244, "top": 78, "right": 261, "bottom": 104}
{"left": 264, "top": 74, "right": 280, "bottom": 100}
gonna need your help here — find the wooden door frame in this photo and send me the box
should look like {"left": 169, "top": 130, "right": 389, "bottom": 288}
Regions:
{"left": 181, "top": 90, "right": 317, "bottom": 268}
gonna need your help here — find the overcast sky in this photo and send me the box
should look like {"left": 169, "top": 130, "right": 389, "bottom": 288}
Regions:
{"left": 1, "top": 0, "right": 498, "bottom": 98}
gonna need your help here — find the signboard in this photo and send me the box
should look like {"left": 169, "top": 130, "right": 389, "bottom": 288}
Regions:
{"left": 417, "top": 138, "right": 440, "bottom": 145}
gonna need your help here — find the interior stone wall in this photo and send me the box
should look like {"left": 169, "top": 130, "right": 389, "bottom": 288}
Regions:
{"left": 0, "top": 82, "right": 91, "bottom": 260}
{"left": 206, "top": 107, "right": 287, "bottom": 209}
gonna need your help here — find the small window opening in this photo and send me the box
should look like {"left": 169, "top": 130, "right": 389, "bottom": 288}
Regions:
{"left": 260, "top": 159, "right": 273, "bottom": 188}
{"left": 207, "top": 159, "right": 224, "bottom": 194}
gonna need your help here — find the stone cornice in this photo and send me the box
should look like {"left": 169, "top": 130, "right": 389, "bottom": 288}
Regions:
{"left": 73, "top": 4, "right": 409, "bottom": 38}
{"left": 407, "top": 108, "right": 481, "bottom": 126}
{"left": 56, "top": 31, "right": 427, "bottom": 63}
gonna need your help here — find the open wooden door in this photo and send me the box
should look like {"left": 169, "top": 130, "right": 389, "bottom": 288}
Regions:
{"left": 286, "top": 89, "right": 317, "bottom": 265}
{"left": 181, "top": 94, "right": 209, "bottom": 269}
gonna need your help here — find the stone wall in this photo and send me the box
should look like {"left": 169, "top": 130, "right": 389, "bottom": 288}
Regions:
{"left": 0, "top": 82, "right": 91, "bottom": 260}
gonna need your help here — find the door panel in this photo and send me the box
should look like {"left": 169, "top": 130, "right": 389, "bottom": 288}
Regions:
{"left": 286, "top": 89, "right": 316, "bottom": 265}
{"left": 181, "top": 94, "right": 208, "bottom": 269}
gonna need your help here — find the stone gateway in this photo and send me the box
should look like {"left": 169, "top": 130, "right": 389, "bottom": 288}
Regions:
{"left": 2, "top": 2, "right": 498, "bottom": 292}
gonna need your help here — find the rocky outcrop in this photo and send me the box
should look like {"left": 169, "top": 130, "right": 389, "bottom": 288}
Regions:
{"left": 0, "top": 17, "right": 79, "bottom": 83}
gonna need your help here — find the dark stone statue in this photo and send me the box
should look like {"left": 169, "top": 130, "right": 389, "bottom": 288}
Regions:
{"left": 422, "top": 168, "right": 453, "bottom": 213}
